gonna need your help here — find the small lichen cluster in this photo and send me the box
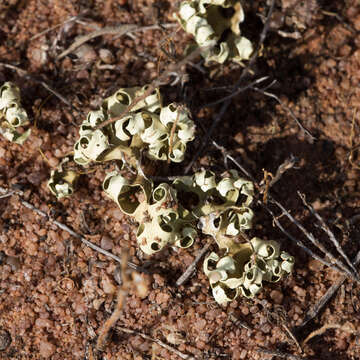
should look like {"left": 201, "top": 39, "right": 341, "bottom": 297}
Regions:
{"left": 103, "top": 169, "right": 253, "bottom": 255}
{"left": 176, "top": 0, "right": 253, "bottom": 64}
{"left": 103, "top": 171, "right": 198, "bottom": 255}
{"left": 0, "top": 82, "right": 30, "bottom": 144}
{"left": 73, "top": 85, "right": 195, "bottom": 167}
{"left": 48, "top": 155, "right": 79, "bottom": 199}
{"left": 103, "top": 168, "right": 294, "bottom": 304}
{"left": 203, "top": 238, "right": 294, "bottom": 304}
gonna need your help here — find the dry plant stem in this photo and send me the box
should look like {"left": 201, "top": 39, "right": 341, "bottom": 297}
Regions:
{"left": 168, "top": 107, "right": 181, "bottom": 164}
{"left": 303, "top": 323, "right": 358, "bottom": 345}
{"left": 30, "top": 15, "right": 79, "bottom": 40}
{"left": 116, "top": 326, "right": 196, "bottom": 360}
{"left": 262, "top": 204, "right": 342, "bottom": 272}
{"left": 268, "top": 197, "right": 358, "bottom": 282}
{"left": 176, "top": 242, "right": 211, "bottom": 286}
{"left": 0, "top": 186, "right": 145, "bottom": 273}
{"left": 0, "top": 62, "right": 79, "bottom": 113}
{"left": 96, "top": 251, "right": 130, "bottom": 350}
{"left": 57, "top": 23, "right": 177, "bottom": 60}
{"left": 199, "top": 76, "right": 270, "bottom": 109}
{"left": 298, "top": 191, "right": 359, "bottom": 278}
{"left": 300, "top": 249, "right": 360, "bottom": 328}
{"left": 252, "top": 86, "right": 315, "bottom": 141}
{"left": 268, "top": 307, "right": 302, "bottom": 353}
{"left": 268, "top": 155, "right": 297, "bottom": 188}
{"left": 349, "top": 109, "right": 360, "bottom": 169}
{"left": 256, "top": 347, "right": 307, "bottom": 360}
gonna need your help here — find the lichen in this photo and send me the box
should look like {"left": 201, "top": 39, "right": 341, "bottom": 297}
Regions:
{"left": 176, "top": 0, "right": 253, "bottom": 64}
{"left": 0, "top": 82, "right": 30, "bottom": 144}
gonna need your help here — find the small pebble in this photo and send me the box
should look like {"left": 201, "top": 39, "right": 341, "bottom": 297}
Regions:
{"left": 270, "top": 289, "right": 283, "bottom": 304}
{"left": 39, "top": 340, "right": 56, "bottom": 358}
{"left": 99, "top": 48, "right": 115, "bottom": 64}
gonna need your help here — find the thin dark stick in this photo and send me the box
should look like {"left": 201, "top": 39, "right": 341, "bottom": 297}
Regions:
{"left": 117, "top": 326, "right": 196, "bottom": 360}
{"left": 256, "top": 348, "right": 307, "bottom": 360}
{"left": 252, "top": 87, "right": 315, "bottom": 141}
{"left": 176, "top": 242, "right": 211, "bottom": 286}
{"left": 261, "top": 203, "right": 343, "bottom": 273}
{"left": 0, "top": 62, "right": 79, "bottom": 113}
{"left": 30, "top": 15, "right": 79, "bottom": 40}
{"left": 298, "top": 191, "right": 359, "bottom": 278}
{"left": 299, "top": 249, "right": 360, "bottom": 328}
{"left": 269, "top": 196, "right": 358, "bottom": 282}
{"left": 199, "top": 76, "right": 270, "bottom": 109}
{"left": 0, "top": 186, "right": 146, "bottom": 273}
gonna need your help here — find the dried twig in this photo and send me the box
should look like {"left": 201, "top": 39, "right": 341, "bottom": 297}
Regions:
{"left": 0, "top": 186, "right": 146, "bottom": 273}
{"left": 299, "top": 248, "right": 360, "bottom": 328}
{"left": 252, "top": 86, "right": 315, "bottom": 141}
{"left": 176, "top": 242, "right": 211, "bottom": 286}
{"left": 57, "top": 23, "right": 177, "bottom": 60}
{"left": 96, "top": 251, "right": 130, "bottom": 350}
{"left": 117, "top": 326, "right": 196, "bottom": 360}
{"left": 30, "top": 15, "right": 79, "bottom": 40}
{"left": 256, "top": 347, "right": 307, "bottom": 360}
{"left": 269, "top": 196, "right": 358, "bottom": 282}
{"left": 199, "top": 76, "right": 270, "bottom": 109}
{"left": 298, "top": 191, "right": 359, "bottom": 279}
{"left": 268, "top": 155, "right": 297, "bottom": 188}
{"left": 303, "top": 323, "right": 358, "bottom": 345}
{"left": 0, "top": 62, "right": 79, "bottom": 113}
{"left": 261, "top": 204, "right": 343, "bottom": 273}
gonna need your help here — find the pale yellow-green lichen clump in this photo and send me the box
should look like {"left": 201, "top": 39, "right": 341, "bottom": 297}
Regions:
{"left": 203, "top": 237, "right": 295, "bottom": 304}
{"left": 176, "top": 0, "right": 253, "bottom": 64}
{"left": 103, "top": 169, "right": 255, "bottom": 257}
{"left": 103, "top": 171, "right": 197, "bottom": 255}
{"left": 45, "top": 82, "right": 293, "bottom": 305}
{"left": 0, "top": 82, "right": 30, "bottom": 144}
{"left": 48, "top": 155, "right": 79, "bottom": 199}
{"left": 73, "top": 85, "right": 195, "bottom": 167}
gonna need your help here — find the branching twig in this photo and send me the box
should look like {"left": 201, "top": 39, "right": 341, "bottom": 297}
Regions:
{"left": 30, "top": 15, "right": 80, "bottom": 40}
{"left": 269, "top": 196, "right": 358, "bottom": 282}
{"left": 298, "top": 191, "right": 359, "bottom": 279}
{"left": 116, "top": 326, "right": 196, "bottom": 360}
{"left": 0, "top": 186, "right": 146, "bottom": 273}
{"left": 176, "top": 242, "right": 211, "bottom": 286}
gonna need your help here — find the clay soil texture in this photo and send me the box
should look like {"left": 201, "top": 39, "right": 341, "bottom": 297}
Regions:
{"left": 1, "top": 0, "right": 360, "bottom": 359}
